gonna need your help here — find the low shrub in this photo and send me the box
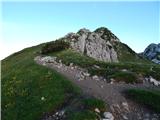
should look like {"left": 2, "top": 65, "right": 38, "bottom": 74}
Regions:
{"left": 109, "top": 71, "right": 139, "bottom": 83}
{"left": 88, "top": 66, "right": 119, "bottom": 79}
{"left": 41, "top": 40, "right": 70, "bottom": 54}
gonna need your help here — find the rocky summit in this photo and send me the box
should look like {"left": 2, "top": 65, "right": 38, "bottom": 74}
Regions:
{"left": 141, "top": 43, "right": 160, "bottom": 64}
{"left": 63, "top": 27, "right": 120, "bottom": 62}
{"left": 41, "top": 27, "right": 142, "bottom": 63}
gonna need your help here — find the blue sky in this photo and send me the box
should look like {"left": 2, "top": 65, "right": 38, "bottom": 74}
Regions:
{"left": 1, "top": 1, "right": 159, "bottom": 59}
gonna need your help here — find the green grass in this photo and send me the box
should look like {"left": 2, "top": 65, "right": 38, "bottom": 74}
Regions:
{"left": 126, "top": 89, "right": 160, "bottom": 112}
{"left": 63, "top": 97, "right": 106, "bottom": 120}
{"left": 109, "top": 71, "right": 140, "bottom": 83}
{"left": 114, "top": 42, "right": 150, "bottom": 63}
{"left": 64, "top": 96, "right": 107, "bottom": 119}
{"left": 48, "top": 49, "right": 97, "bottom": 68}
{"left": 83, "top": 98, "right": 107, "bottom": 112}
{"left": 3, "top": 41, "right": 159, "bottom": 120}
{"left": 2, "top": 44, "right": 107, "bottom": 120}
{"left": 1, "top": 45, "right": 80, "bottom": 120}
{"left": 67, "top": 110, "right": 97, "bottom": 120}
{"left": 41, "top": 39, "right": 69, "bottom": 54}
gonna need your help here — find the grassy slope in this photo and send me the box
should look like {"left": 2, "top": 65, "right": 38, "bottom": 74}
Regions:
{"left": 126, "top": 89, "right": 160, "bottom": 112}
{"left": 48, "top": 49, "right": 97, "bottom": 68}
{"left": 48, "top": 49, "right": 160, "bottom": 82}
{"left": 2, "top": 43, "right": 160, "bottom": 120}
{"left": 48, "top": 49, "right": 160, "bottom": 112}
{"left": 114, "top": 42, "right": 149, "bottom": 63}
{"left": 1, "top": 45, "right": 81, "bottom": 120}
{"left": 2, "top": 45, "right": 107, "bottom": 120}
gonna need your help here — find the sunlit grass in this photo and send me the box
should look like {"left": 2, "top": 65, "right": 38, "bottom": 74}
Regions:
{"left": 1, "top": 45, "right": 80, "bottom": 120}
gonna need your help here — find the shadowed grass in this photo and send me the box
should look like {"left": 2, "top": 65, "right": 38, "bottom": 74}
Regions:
{"left": 67, "top": 110, "right": 97, "bottom": 120}
{"left": 109, "top": 71, "right": 140, "bottom": 83}
{"left": 83, "top": 98, "right": 107, "bottom": 112}
{"left": 125, "top": 89, "right": 160, "bottom": 112}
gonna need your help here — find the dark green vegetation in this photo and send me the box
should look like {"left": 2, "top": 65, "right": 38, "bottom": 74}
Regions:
{"left": 114, "top": 42, "right": 145, "bottom": 62}
{"left": 65, "top": 97, "right": 106, "bottom": 120}
{"left": 2, "top": 44, "right": 106, "bottom": 120}
{"left": 41, "top": 39, "right": 69, "bottom": 54}
{"left": 126, "top": 89, "right": 160, "bottom": 112}
{"left": 94, "top": 27, "right": 118, "bottom": 40}
{"left": 83, "top": 98, "right": 106, "bottom": 112}
{"left": 67, "top": 110, "right": 97, "bottom": 120}
{"left": 109, "top": 71, "right": 140, "bottom": 84}
{"left": 109, "top": 40, "right": 150, "bottom": 63}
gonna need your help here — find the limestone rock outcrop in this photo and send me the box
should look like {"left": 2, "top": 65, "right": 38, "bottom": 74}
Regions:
{"left": 63, "top": 27, "right": 120, "bottom": 62}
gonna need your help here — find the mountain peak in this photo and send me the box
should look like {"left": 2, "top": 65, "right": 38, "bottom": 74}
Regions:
{"left": 142, "top": 43, "right": 160, "bottom": 64}
{"left": 77, "top": 28, "right": 90, "bottom": 34}
{"left": 42, "top": 26, "right": 144, "bottom": 63}
{"left": 94, "top": 27, "right": 119, "bottom": 42}
{"left": 94, "top": 27, "right": 109, "bottom": 32}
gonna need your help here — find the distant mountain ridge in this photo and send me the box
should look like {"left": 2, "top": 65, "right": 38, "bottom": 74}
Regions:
{"left": 141, "top": 43, "right": 160, "bottom": 64}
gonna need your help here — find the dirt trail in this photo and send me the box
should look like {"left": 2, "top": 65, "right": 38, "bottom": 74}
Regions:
{"left": 35, "top": 56, "right": 160, "bottom": 120}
